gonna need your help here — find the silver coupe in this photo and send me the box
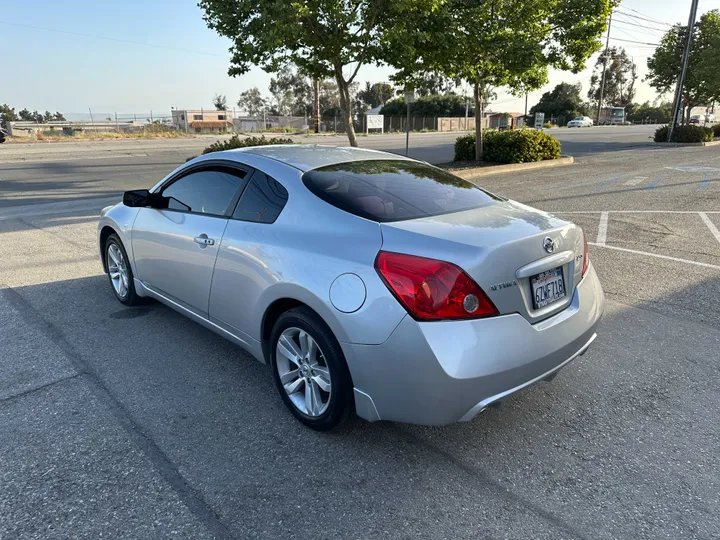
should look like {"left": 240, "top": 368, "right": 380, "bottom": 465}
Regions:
{"left": 98, "top": 145, "right": 604, "bottom": 430}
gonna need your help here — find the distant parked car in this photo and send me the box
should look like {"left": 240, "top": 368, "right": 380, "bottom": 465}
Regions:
{"left": 567, "top": 116, "right": 593, "bottom": 128}
{"left": 689, "top": 115, "right": 703, "bottom": 125}
{"left": 705, "top": 114, "right": 716, "bottom": 124}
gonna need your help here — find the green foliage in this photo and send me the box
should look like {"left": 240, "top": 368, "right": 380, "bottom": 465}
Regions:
{"left": 455, "top": 130, "right": 561, "bottom": 163}
{"left": 587, "top": 47, "right": 637, "bottom": 107}
{"left": 530, "top": 82, "right": 589, "bottom": 120}
{"left": 381, "top": 94, "right": 472, "bottom": 116}
{"left": 647, "top": 10, "right": 720, "bottom": 114}
{"left": 390, "top": 0, "right": 615, "bottom": 159}
{"left": 200, "top": 134, "right": 294, "bottom": 155}
{"left": 213, "top": 94, "right": 228, "bottom": 111}
{"left": 237, "top": 87, "right": 267, "bottom": 120}
{"left": 653, "top": 125, "right": 714, "bottom": 143}
{"left": 357, "top": 81, "right": 395, "bottom": 109}
{"left": 713, "top": 124, "right": 720, "bottom": 138}
{"left": 627, "top": 101, "right": 672, "bottom": 124}
{"left": 543, "top": 121, "right": 553, "bottom": 128}
{"left": 0, "top": 104, "right": 17, "bottom": 127}
{"left": 198, "top": 0, "right": 438, "bottom": 146}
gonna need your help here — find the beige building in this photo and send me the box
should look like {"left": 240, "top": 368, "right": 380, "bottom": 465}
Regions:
{"left": 172, "top": 109, "right": 233, "bottom": 133}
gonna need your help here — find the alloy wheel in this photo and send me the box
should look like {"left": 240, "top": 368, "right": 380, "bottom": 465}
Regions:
{"left": 276, "top": 327, "right": 332, "bottom": 417}
{"left": 107, "top": 243, "right": 129, "bottom": 298}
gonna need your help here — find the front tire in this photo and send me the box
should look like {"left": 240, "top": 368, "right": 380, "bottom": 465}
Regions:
{"left": 105, "top": 233, "right": 143, "bottom": 306}
{"left": 270, "top": 307, "right": 354, "bottom": 430}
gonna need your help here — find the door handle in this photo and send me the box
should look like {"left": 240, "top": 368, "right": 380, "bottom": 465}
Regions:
{"left": 193, "top": 234, "right": 215, "bottom": 246}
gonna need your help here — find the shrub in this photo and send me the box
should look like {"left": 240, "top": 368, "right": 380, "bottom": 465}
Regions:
{"left": 712, "top": 124, "right": 720, "bottom": 138}
{"left": 653, "top": 124, "right": 714, "bottom": 143}
{"left": 543, "top": 121, "right": 553, "bottom": 129}
{"left": 201, "top": 134, "right": 294, "bottom": 155}
{"left": 454, "top": 129, "right": 562, "bottom": 163}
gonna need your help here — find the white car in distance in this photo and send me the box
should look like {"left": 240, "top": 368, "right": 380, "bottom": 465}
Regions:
{"left": 567, "top": 116, "right": 593, "bottom": 128}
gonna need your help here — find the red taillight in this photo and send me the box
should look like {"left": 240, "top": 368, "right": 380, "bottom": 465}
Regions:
{"left": 582, "top": 231, "right": 589, "bottom": 277}
{"left": 375, "top": 251, "right": 499, "bottom": 321}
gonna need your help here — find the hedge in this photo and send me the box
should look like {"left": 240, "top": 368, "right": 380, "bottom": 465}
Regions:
{"left": 713, "top": 124, "right": 720, "bottom": 138}
{"left": 454, "top": 129, "right": 562, "bottom": 163}
{"left": 201, "top": 134, "right": 294, "bottom": 155}
{"left": 653, "top": 125, "right": 714, "bottom": 143}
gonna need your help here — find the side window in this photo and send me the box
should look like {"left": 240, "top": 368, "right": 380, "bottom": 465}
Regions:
{"left": 162, "top": 169, "right": 248, "bottom": 216}
{"left": 233, "top": 172, "right": 288, "bottom": 224}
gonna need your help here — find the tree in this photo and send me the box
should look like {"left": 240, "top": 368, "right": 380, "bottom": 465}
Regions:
{"left": 18, "top": 108, "right": 34, "bottom": 121}
{"left": 237, "top": 87, "right": 267, "bottom": 121}
{"left": 381, "top": 94, "right": 472, "bottom": 116}
{"left": 198, "top": 0, "right": 435, "bottom": 147}
{"left": 390, "top": 0, "right": 615, "bottom": 159}
{"left": 53, "top": 111, "right": 66, "bottom": 121}
{"left": 413, "top": 72, "right": 458, "bottom": 97}
{"left": 0, "top": 104, "right": 17, "bottom": 128}
{"left": 626, "top": 100, "right": 672, "bottom": 124}
{"left": 530, "top": 82, "right": 589, "bottom": 122}
{"left": 647, "top": 10, "right": 720, "bottom": 124}
{"left": 357, "top": 82, "right": 395, "bottom": 109}
{"left": 213, "top": 93, "right": 228, "bottom": 111}
{"left": 587, "top": 47, "right": 637, "bottom": 108}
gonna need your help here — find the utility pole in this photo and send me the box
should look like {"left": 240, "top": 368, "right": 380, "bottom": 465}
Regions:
{"left": 524, "top": 93, "right": 528, "bottom": 116}
{"left": 668, "top": 0, "right": 700, "bottom": 142}
{"left": 596, "top": 11, "right": 613, "bottom": 125}
{"left": 313, "top": 78, "right": 320, "bottom": 133}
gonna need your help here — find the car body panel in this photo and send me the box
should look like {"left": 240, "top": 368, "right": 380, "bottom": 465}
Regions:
{"left": 343, "top": 264, "right": 603, "bottom": 425}
{"left": 208, "top": 165, "right": 408, "bottom": 346}
{"left": 98, "top": 145, "right": 605, "bottom": 426}
{"left": 132, "top": 208, "right": 229, "bottom": 315}
{"left": 379, "top": 201, "right": 583, "bottom": 323}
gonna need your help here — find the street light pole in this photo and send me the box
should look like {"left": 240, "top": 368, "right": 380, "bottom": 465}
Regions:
{"left": 596, "top": 11, "right": 613, "bottom": 125}
{"left": 668, "top": 0, "right": 700, "bottom": 142}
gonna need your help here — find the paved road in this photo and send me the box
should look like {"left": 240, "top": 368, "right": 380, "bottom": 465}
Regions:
{"left": 0, "top": 125, "right": 659, "bottom": 209}
{"left": 1, "top": 138, "right": 718, "bottom": 539}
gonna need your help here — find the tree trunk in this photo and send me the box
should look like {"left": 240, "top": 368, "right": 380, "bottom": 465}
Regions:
{"left": 473, "top": 80, "right": 484, "bottom": 161}
{"left": 335, "top": 70, "right": 358, "bottom": 147}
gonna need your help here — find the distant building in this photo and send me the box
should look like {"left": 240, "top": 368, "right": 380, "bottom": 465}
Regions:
{"left": 171, "top": 109, "right": 233, "bottom": 133}
{"left": 488, "top": 112, "right": 525, "bottom": 130}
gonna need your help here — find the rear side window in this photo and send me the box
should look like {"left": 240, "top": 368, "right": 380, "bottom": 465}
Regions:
{"left": 233, "top": 172, "right": 288, "bottom": 223}
{"left": 302, "top": 160, "right": 498, "bottom": 223}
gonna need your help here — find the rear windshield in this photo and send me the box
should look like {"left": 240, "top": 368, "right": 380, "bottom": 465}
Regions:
{"left": 302, "top": 160, "right": 499, "bottom": 223}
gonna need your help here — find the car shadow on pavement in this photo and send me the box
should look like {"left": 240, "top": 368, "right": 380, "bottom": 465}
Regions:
{"left": 1, "top": 273, "right": 718, "bottom": 539}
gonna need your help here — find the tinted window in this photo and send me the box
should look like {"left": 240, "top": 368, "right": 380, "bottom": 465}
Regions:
{"left": 233, "top": 172, "right": 288, "bottom": 223}
{"left": 163, "top": 168, "right": 247, "bottom": 216}
{"left": 302, "top": 160, "right": 499, "bottom": 223}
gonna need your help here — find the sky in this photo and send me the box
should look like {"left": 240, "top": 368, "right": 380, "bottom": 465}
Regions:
{"left": 1, "top": 0, "right": 720, "bottom": 119}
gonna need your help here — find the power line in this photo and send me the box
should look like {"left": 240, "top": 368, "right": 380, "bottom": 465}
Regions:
{"left": 0, "top": 21, "right": 226, "bottom": 58}
{"left": 615, "top": 9, "right": 673, "bottom": 28}
{"left": 601, "top": 35, "right": 660, "bottom": 47}
{"left": 613, "top": 18, "right": 667, "bottom": 36}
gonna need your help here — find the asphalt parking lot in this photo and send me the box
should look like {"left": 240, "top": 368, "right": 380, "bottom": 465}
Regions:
{"left": 1, "top": 138, "right": 719, "bottom": 539}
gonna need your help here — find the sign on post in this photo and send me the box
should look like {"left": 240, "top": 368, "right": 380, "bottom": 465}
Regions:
{"left": 366, "top": 114, "right": 384, "bottom": 133}
{"left": 404, "top": 90, "right": 415, "bottom": 156}
{"left": 534, "top": 112, "right": 545, "bottom": 130}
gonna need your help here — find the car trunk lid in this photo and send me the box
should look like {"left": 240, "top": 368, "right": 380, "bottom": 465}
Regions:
{"left": 379, "top": 200, "right": 585, "bottom": 323}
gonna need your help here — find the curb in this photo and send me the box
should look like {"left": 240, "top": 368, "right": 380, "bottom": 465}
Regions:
{"left": 445, "top": 156, "right": 574, "bottom": 179}
{"left": 654, "top": 140, "right": 720, "bottom": 147}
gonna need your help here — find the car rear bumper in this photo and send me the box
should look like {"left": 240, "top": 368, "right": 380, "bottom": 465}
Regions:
{"left": 344, "top": 264, "right": 604, "bottom": 425}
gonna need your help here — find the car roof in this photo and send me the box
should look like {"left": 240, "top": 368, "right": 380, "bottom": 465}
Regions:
{"left": 225, "top": 144, "right": 413, "bottom": 172}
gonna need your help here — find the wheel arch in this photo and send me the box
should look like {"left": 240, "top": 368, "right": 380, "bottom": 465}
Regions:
{"left": 99, "top": 225, "right": 119, "bottom": 273}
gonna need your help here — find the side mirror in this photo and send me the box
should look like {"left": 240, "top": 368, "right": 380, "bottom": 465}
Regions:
{"left": 123, "top": 189, "right": 151, "bottom": 207}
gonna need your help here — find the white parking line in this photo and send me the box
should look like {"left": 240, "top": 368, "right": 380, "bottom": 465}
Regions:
{"left": 557, "top": 210, "right": 720, "bottom": 214}
{"left": 0, "top": 196, "right": 119, "bottom": 221}
{"left": 596, "top": 212, "right": 609, "bottom": 246}
{"left": 699, "top": 212, "right": 720, "bottom": 245}
{"left": 588, "top": 243, "right": 720, "bottom": 270}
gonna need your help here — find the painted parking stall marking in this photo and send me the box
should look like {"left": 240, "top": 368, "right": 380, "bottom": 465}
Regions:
{"left": 554, "top": 210, "right": 720, "bottom": 270}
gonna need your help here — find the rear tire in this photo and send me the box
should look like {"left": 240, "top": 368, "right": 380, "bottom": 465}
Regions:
{"left": 269, "top": 307, "right": 354, "bottom": 430}
{"left": 105, "top": 234, "right": 143, "bottom": 306}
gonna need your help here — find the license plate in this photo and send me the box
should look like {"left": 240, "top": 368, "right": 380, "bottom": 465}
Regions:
{"left": 531, "top": 267, "right": 566, "bottom": 309}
